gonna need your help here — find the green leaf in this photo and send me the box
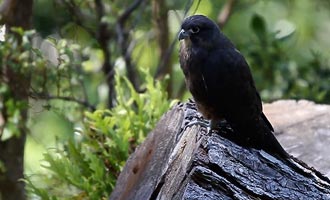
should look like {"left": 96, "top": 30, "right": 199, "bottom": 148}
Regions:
{"left": 46, "top": 36, "right": 58, "bottom": 46}
{"left": 251, "top": 13, "right": 267, "bottom": 45}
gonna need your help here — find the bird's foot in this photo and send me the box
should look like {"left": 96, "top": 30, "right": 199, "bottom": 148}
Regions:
{"left": 181, "top": 118, "right": 233, "bottom": 136}
{"left": 210, "top": 119, "right": 227, "bottom": 130}
{"left": 210, "top": 119, "right": 233, "bottom": 131}
{"left": 209, "top": 119, "right": 236, "bottom": 138}
{"left": 182, "top": 118, "right": 210, "bottom": 134}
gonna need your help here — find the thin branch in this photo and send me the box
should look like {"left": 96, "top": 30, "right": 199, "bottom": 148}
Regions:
{"left": 94, "top": 0, "right": 116, "bottom": 108}
{"left": 152, "top": 0, "right": 170, "bottom": 82}
{"left": 57, "top": 0, "right": 95, "bottom": 36}
{"left": 116, "top": 0, "right": 144, "bottom": 92}
{"left": 217, "top": 0, "right": 236, "bottom": 28}
{"left": 30, "top": 92, "right": 96, "bottom": 111}
{"left": 192, "top": 0, "right": 202, "bottom": 14}
{"left": 118, "top": 0, "right": 144, "bottom": 24}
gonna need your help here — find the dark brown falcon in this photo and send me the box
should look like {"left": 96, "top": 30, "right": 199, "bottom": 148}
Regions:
{"left": 178, "top": 15, "right": 288, "bottom": 159}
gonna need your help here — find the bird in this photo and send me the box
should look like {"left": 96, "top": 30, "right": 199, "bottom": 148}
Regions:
{"left": 178, "top": 15, "right": 288, "bottom": 159}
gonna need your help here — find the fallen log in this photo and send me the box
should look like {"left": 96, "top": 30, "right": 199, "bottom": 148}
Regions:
{"left": 110, "top": 100, "right": 330, "bottom": 200}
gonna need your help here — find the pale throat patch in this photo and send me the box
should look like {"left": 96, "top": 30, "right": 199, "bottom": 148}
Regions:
{"left": 180, "top": 39, "right": 192, "bottom": 61}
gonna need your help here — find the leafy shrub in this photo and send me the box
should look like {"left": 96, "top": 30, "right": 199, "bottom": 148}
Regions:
{"left": 26, "top": 69, "right": 175, "bottom": 199}
{"left": 244, "top": 14, "right": 330, "bottom": 103}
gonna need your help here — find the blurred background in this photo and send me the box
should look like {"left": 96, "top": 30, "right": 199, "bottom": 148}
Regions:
{"left": 0, "top": 0, "right": 330, "bottom": 199}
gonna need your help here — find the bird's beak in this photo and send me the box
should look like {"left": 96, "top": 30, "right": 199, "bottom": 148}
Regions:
{"left": 178, "top": 29, "right": 190, "bottom": 40}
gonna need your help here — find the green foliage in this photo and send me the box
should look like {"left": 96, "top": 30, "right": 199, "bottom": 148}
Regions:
{"left": 251, "top": 14, "right": 267, "bottom": 46}
{"left": 0, "top": 28, "right": 36, "bottom": 139}
{"left": 245, "top": 13, "right": 330, "bottom": 102}
{"left": 26, "top": 69, "right": 174, "bottom": 199}
{"left": 287, "top": 51, "right": 330, "bottom": 102}
{"left": 0, "top": 26, "right": 91, "bottom": 140}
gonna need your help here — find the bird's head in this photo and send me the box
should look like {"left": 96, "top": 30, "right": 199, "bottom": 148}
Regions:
{"left": 178, "top": 15, "right": 222, "bottom": 49}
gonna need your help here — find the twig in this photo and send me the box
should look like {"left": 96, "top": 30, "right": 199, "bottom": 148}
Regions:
{"left": 116, "top": 0, "right": 144, "bottom": 92}
{"left": 30, "top": 92, "right": 96, "bottom": 111}
{"left": 94, "top": 0, "right": 116, "bottom": 108}
{"left": 192, "top": 0, "right": 202, "bottom": 14}
{"left": 217, "top": 0, "right": 236, "bottom": 28}
{"left": 57, "top": 0, "right": 95, "bottom": 36}
{"left": 118, "top": 0, "right": 144, "bottom": 24}
{"left": 152, "top": 0, "right": 171, "bottom": 96}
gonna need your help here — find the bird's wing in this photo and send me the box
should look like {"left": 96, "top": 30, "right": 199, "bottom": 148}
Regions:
{"left": 231, "top": 51, "right": 275, "bottom": 132}
{"left": 200, "top": 48, "right": 275, "bottom": 129}
{"left": 255, "top": 89, "right": 275, "bottom": 132}
{"left": 261, "top": 112, "right": 274, "bottom": 132}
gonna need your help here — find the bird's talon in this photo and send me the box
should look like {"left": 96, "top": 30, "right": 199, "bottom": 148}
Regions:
{"left": 182, "top": 119, "right": 209, "bottom": 133}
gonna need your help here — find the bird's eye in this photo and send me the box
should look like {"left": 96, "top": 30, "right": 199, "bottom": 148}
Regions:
{"left": 190, "top": 26, "right": 200, "bottom": 33}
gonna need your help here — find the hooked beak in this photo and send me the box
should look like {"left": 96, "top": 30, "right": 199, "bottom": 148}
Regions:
{"left": 178, "top": 29, "right": 190, "bottom": 40}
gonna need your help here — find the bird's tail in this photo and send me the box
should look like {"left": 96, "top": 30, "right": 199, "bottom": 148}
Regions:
{"left": 256, "top": 118, "right": 289, "bottom": 160}
{"left": 232, "top": 116, "right": 289, "bottom": 160}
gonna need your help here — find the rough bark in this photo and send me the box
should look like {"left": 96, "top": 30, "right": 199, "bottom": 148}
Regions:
{"left": 0, "top": 0, "right": 33, "bottom": 199}
{"left": 110, "top": 100, "right": 330, "bottom": 200}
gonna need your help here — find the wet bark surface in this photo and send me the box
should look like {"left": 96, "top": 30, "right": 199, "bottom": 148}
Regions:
{"left": 110, "top": 100, "right": 330, "bottom": 200}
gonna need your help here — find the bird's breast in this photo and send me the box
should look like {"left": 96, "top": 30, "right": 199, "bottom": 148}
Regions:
{"left": 179, "top": 40, "right": 192, "bottom": 63}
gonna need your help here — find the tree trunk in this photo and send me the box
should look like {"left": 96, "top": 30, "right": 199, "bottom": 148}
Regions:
{"left": 110, "top": 100, "right": 330, "bottom": 200}
{"left": 0, "top": 0, "right": 33, "bottom": 199}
